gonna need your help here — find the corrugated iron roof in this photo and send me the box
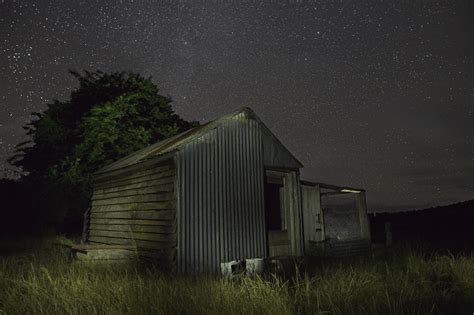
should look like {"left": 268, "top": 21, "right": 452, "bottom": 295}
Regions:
{"left": 96, "top": 107, "right": 303, "bottom": 174}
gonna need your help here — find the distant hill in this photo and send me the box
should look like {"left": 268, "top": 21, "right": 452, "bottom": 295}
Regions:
{"left": 369, "top": 200, "right": 474, "bottom": 246}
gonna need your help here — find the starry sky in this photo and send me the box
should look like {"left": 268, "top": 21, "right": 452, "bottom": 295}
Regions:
{"left": 0, "top": 0, "right": 472, "bottom": 212}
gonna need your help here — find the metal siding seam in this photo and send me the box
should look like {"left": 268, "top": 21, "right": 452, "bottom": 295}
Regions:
{"left": 240, "top": 116, "right": 245, "bottom": 259}
{"left": 191, "top": 145, "right": 197, "bottom": 272}
{"left": 179, "top": 152, "right": 184, "bottom": 273}
{"left": 234, "top": 119, "right": 241, "bottom": 259}
{"left": 179, "top": 152, "right": 185, "bottom": 273}
{"left": 249, "top": 119, "right": 256, "bottom": 257}
{"left": 187, "top": 148, "right": 193, "bottom": 273}
{"left": 228, "top": 120, "right": 234, "bottom": 262}
{"left": 244, "top": 118, "right": 252, "bottom": 258}
{"left": 242, "top": 118, "right": 249, "bottom": 258}
{"left": 244, "top": 117, "right": 250, "bottom": 258}
{"left": 216, "top": 130, "right": 222, "bottom": 273}
{"left": 186, "top": 148, "right": 194, "bottom": 272}
{"left": 214, "top": 129, "right": 220, "bottom": 272}
{"left": 252, "top": 121, "right": 259, "bottom": 257}
{"left": 184, "top": 149, "right": 189, "bottom": 273}
{"left": 203, "top": 135, "right": 207, "bottom": 272}
{"left": 206, "top": 132, "right": 213, "bottom": 272}
{"left": 176, "top": 154, "right": 182, "bottom": 273}
{"left": 257, "top": 122, "right": 266, "bottom": 257}
{"left": 236, "top": 118, "right": 243, "bottom": 259}
{"left": 240, "top": 117, "right": 246, "bottom": 259}
{"left": 219, "top": 122, "right": 225, "bottom": 264}
{"left": 198, "top": 141, "right": 204, "bottom": 272}
{"left": 255, "top": 121, "right": 261, "bottom": 257}
{"left": 204, "top": 133, "right": 209, "bottom": 272}
{"left": 223, "top": 121, "right": 231, "bottom": 263}
{"left": 248, "top": 120, "right": 258, "bottom": 257}
{"left": 217, "top": 127, "right": 225, "bottom": 266}
{"left": 198, "top": 141, "right": 203, "bottom": 272}
{"left": 227, "top": 120, "right": 234, "bottom": 261}
{"left": 201, "top": 136, "right": 206, "bottom": 272}
{"left": 186, "top": 151, "right": 191, "bottom": 273}
{"left": 249, "top": 120, "right": 257, "bottom": 258}
{"left": 209, "top": 131, "right": 216, "bottom": 272}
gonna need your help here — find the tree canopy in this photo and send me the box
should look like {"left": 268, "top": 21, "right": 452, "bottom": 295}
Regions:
{"left": 9, "top": 70, "right": 196, "bottom": 233}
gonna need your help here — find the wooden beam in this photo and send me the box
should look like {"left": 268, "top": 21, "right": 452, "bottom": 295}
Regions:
{"left": 93, "top": 179, "right": 175, "bottom": 197}
{"left": 89, "top": 230, "right": 176, "bottom": 242}
{"left": 91, "top": 193, "right": 175, "bottom": 206}
{"left": 320, "top": 191, "right": 353, "bottom": 196}
{"left": 87, "top": 236, "right": 176, "bottom": 250}
{"left": 89, "top": 224, "right": 176, "bottom": 234}
{"left": 94, "top": 162, "right": 173, "bottom": 184}
{"left": 94, "top": 170, "right": 175, "bottom": 190}
{"left": 89, "top": 218, "right": 174, "bottom": 226}
{"left": 90, "top": 210, "right": 176, "bottom": 220}
{"left": 301, "top": 180, "right": 364, "bottom": 193}
{"left": 92, "top": 201, "right": 176, "bottom": 212}
{"left": 94, "top": 153, "right": 174, "bottom": 179}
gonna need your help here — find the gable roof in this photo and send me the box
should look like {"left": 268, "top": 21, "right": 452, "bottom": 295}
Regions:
{"left": 96, "top": 107, "right": 303, "bottom": 174}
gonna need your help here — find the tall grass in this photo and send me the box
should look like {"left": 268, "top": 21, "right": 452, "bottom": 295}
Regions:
{"left": 0, "top": 238, "right": 473, "bottom": 314}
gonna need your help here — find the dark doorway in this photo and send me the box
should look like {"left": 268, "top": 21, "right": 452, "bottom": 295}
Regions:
{"left": 264, "top": 181, "right": 283, "bottom": 231}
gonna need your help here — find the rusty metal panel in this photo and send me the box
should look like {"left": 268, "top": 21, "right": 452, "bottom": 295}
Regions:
{"left": 176, "top": 112, "right": 267, "bottom": 273}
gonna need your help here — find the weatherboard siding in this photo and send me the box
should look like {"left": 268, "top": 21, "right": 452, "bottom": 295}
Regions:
{"left": 176, "top": 113, "right": 267, "bottom": 273}
{"left": 88, "top": 159, "right": 177, "bottom": 266}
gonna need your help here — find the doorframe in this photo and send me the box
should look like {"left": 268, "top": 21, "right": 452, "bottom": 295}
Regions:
{"left": 264, "top": 168, "right": 303, "bottom": 257}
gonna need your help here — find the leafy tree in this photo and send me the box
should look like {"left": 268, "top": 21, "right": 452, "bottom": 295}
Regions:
{"left": 9, "top": 70, "right": 196, "bottom": 233}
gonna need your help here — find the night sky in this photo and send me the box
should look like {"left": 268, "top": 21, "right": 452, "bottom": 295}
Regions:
{"left": 0, "top": 0, "right": 472, "bottom": 212}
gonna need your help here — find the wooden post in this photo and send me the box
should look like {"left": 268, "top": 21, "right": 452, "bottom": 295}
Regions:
{"left": 357, "top": 192, "right": 371, "bottom": 241}
{"left": 385, "top": 221, "right": 393, "bottom": 246}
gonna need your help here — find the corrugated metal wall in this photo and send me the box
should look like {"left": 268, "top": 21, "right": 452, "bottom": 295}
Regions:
{"left": 176, "top": 113, "right": 267, "bottom": 273}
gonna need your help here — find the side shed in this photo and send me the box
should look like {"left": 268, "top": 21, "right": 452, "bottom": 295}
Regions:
{"left": 301, "top": 181, "right": 371, "bottom": 257}
{"left": 85, "top": 107, "right": 305, "bottom": 273}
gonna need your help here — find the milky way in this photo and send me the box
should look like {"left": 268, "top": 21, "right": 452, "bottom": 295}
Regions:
{"left": 0, "top": 0, "right": 472, "bottom": 211}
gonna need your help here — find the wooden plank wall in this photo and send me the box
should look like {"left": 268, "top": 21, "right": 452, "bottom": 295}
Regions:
{"left": 88, "top": 160, "right": 177, "bottom": 267}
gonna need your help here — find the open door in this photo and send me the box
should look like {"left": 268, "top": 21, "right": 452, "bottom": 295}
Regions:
{"left": 264, "top": 170, "right": 302, "bottom": 257}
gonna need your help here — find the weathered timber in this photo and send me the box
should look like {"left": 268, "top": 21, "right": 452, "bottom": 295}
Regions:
{"left": 71, "top": 244, "right": 136, "bottom": 251}
{"left": 72, "top": 243, "right": 176, "bottom": 261}
{"left": 94, "top": 170, "right": 175, "bottom": 190}
{"left": 76, "top": 249, "right": 138, "bottom": 260}
{"left": 95, "top": 152, "right": 174, "bottom": 178}
{"left": 91, "top": 193, "right": 175, "bottom": 206}
{"left": 95, "top": 183, "right": 175, "bottom": 197}
{"left": 92, "top": 201, "right": 175, "bottom": 212}
{"left": 92, "top": 185, "right": 174, "bottom": 200}
{"left": 91, "top": 210, "right": 175, "bottom": 220}
{"left": 94, "top": 163, "right": 173, "bottom": 184}
{"left": 89, "top": 223, "right": 175, "bottom": 234}
{"left": 89, "top": 230, "right": 176, "bottom": 242}
{"left": 90, "top": 218, "right": 175, "bottom": 226}
{"left": 87, "top": 236, "right": 176, "bottom": 250}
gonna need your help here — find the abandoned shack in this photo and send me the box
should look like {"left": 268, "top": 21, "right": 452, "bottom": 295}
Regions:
{"left": 82, "top": 107, "right": 371, "bottom": 273}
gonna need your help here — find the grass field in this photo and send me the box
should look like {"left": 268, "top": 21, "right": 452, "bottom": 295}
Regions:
{"left": 0, "top": 237, "right": 473, "bottom": 314}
